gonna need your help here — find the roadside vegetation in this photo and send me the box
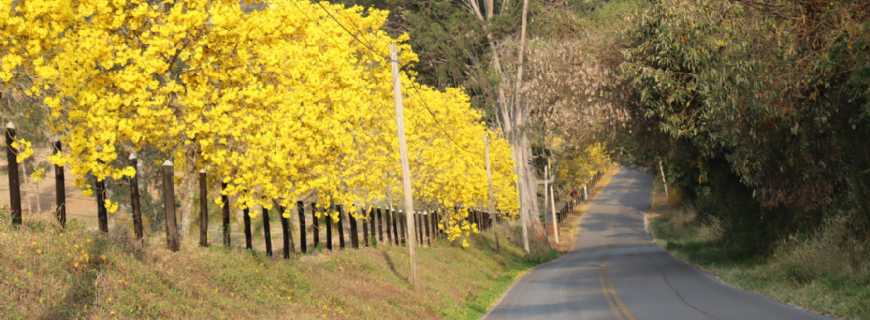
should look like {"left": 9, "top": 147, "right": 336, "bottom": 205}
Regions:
{"left": 614, "top": 1, "right": 868, "bottom": 318}
{"left": 0, "top": 212, "right": 554, "bottom": 320}
{"left": 648, "top": 181, "right": 870, "bottom": 319}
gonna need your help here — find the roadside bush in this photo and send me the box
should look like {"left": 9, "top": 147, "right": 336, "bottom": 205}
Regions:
{"left": 773, "top": 214, "right": 870, "bottom": 285}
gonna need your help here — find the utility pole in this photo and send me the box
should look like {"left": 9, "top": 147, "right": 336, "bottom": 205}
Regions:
{"left": 659, "top": 159, "right": 669, "bottom": 200}
{"left": 390, "top": 44, "right": 417, "bottom": 288}
{"left": 484, "top": 134, "right": 499, "bottom": 251}
{"left": 547, "top": 160, "right": 558, "bottom": 243}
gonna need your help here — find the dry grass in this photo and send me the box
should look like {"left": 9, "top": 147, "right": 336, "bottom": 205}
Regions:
{"left": 0, "top": 212, "right": 550, "bottom": 320}
{"left": 647, "top": 180, "right": 870, "bottom": 320}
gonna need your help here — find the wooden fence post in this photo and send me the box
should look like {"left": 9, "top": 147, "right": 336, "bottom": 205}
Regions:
{"left": 337, "top": 205, "right": 346, "bottom": 249}
{"left": 129, "top": 154, "right": 143, "bottom": 240}
{"left": 297, "top": 201, "right": 307, "bottom": 253}
{"left": 199, "top": 170, "right": 208, "bottom": 247}
{"left": 53, "top": 141, "right": 66, "bottom": 228}
{"left": 413, "top": 212, "right": 423, "bottom": 246}
{"left": 399, "top": 210, "right": 406, "bottom": 246}
{"left": 162, "top": 160, "right": 180, "bottom": 251}
{"left": 362, "top": 209, "right": 369, "bottom": 247}
{"left": 369, "top": 207, "right": 378, "bottom": 247}
{"left": 262, "top": 207, "right": 273, "bottom": 257}
{"left": 432, "top": 211, "right": 439, "bottom": 239}
{"left": 95, "top": 178, "right": 108, "bottom": 233}
{"left": 385, "top": 209, "right": 393, "bottom": 244}
{"left": 326, "top": 205, "right": 333, "bottom": 251}
{"left": 349, "top": 207, "right": 359, "bottom": 249}
{"left": 311, "top": 202, "right": 320, "bottom": 249}
{"left": 425, "top": 213, "right": 431, "bottom": 246}
{"left": 4, "top": 123, "right": 21, "bottom": 226}
{"left": 221, "top": 183, "right": 231, "bottom": 247}
{"left": 243, "top": 208, "right": 253, "bottom": 250}
{"left": 377, "top": 208, "right": 384, "bottom": 243}
{"left": 391, "top": 209, "right": 399, "bottom": 245}
{"left": 280, "top": 205, "right": 292, "bottom": 259}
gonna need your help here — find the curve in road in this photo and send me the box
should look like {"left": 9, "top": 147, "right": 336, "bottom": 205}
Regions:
{"left": 485, "top": 168, "right": 827, "bottom": 320}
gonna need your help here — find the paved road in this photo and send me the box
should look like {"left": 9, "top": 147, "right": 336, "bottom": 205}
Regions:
{"left": 485, "top": 168, "right": 827, "bottom": 320}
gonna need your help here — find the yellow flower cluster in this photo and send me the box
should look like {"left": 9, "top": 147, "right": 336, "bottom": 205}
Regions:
{"left": 0, "top": 0, "right": 518, "bottom": 242}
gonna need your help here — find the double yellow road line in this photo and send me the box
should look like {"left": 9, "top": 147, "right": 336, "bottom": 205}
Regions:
{"left": 599, "top": 261, "right": 638, "bottom": 320}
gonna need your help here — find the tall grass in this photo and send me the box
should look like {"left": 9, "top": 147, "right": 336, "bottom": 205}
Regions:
{"left": 648, "top": 181, "right": 870, "bottom": 319}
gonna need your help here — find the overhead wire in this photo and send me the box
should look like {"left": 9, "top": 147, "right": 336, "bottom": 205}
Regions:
{"left": 306, "top": 1, "right": 490, "bottom": 162}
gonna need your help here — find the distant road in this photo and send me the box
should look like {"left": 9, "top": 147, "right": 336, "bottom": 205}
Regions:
{"left": 485, "top": 168, "right": 827, "bottom": 320}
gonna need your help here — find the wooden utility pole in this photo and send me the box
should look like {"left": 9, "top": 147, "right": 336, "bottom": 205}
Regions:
{"left": 546, "top": 161, "right": 559, "bottom": 243}
{"left": 549, "top": 172, "right": 558, "bottom": 243}
{"left": 162, "top": 160, "right": 180, "bottom": 251}
{"left": 390, "top": 44, "right": 418, "bottom": 287}
{"left": 484, "top": 134, "right": 499, "bottom": 251}
{"left": 659, "top": 159, "right": 669, "bottom": 200}
{"left": 516, "top": 0, "right": 532, "bottom": 255}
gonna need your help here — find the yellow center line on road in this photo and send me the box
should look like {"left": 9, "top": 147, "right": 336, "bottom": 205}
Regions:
{"left": 599, "top": 261, "right": 638, "bottom": 320}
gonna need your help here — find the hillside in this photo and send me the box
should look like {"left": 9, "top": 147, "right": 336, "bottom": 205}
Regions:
{"left": 0, "top": 214, "right": 554, "bottom": 320}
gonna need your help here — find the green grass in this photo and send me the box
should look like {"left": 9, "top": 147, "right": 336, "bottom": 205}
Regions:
{"left": 647, "top": 182, "right": 870, "bottom": 320}
{"left": 0, "top": 214, "right": 556, "bottom": 319}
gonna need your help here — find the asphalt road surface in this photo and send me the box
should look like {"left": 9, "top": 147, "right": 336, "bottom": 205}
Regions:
{"left": 485, "top": 168, "right": 827, "bottom": 320}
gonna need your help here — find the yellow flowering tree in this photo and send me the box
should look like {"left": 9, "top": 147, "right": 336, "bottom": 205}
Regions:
{"left": 0, "top": 0, "right": 519, "bottom": 244}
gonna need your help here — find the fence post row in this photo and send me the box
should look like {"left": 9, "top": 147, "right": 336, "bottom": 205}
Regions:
{"left": 0, "top": 123, "right": 485, "bottom": 254}
{"left": 297, "top": 201, "right": 307, "bottom": 253}
{"left": 162, "top": 161, "right": 180, "bottom": 251}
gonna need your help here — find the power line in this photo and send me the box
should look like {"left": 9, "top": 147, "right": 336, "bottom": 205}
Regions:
{"left": 305, "top": 1, "right": 488, "bottom": 163}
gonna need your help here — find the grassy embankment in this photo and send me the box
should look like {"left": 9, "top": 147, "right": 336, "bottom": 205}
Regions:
{"left": 0, "top": 212, "right": 555, "bottom": 320}
{"left": 647, "top": 181, "right": 870, "bottom": 319}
